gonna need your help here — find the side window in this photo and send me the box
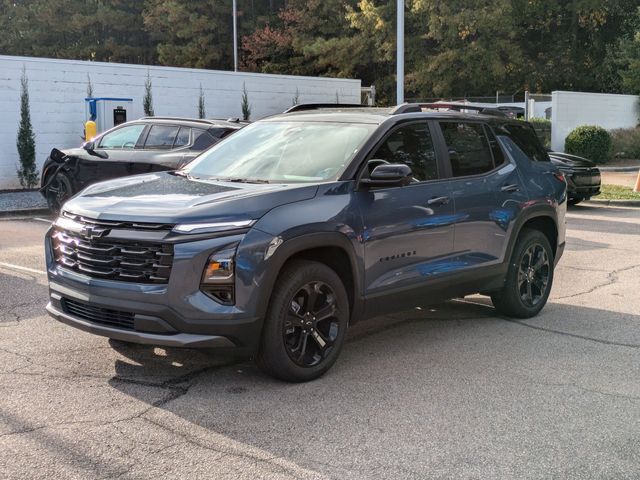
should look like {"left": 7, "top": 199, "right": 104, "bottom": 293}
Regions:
{"left": 173, "top": 127, "right": 191, "bottom": 148}
{"left": 500, "top": 124, "right": 550, "bottom": 162}
{"left": 192, "top": 129, "right": 218, "bottom": 151}
{"left": 144, "top": 125, "right": 180, "bottom": 149}
{"left": 370, "top": 122, "right": 438, "bottom": 182}
{"left": 98, "top": 124, "right": 145, "bottom": 149}
{"left": 485, "top": 126, "right": 506, "bottom": 167}
{"left": 439, "top": 122, "right": 494, "bottom": 177}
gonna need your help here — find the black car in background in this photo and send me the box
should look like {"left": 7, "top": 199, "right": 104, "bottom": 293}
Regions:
{"left": 548, "top": 151, "right": 601, "bottom": 205}
{"left": 41, "top": 117, "right": 244, "bottom": 212}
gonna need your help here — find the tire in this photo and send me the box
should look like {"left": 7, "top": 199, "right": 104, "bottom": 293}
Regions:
{"left": 568, "top": 198, "right": 582, "bottom": 206}
{"left": 256, "top": 260, "right": 349, "bottom": 382}
{"left": 491, "top": 228, "right": 554, "bottom": 318}
{"left": 45, "top": 172, "right": 73, "bottom": 214}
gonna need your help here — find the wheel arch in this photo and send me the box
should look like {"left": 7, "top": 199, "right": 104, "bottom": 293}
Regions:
{"left": 256, "top": 232, "right": 364, "bottom": 324}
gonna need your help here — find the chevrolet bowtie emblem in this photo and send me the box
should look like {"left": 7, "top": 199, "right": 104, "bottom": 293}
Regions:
{"left": 82, "top": 225, "right": 108, "bottom": 240}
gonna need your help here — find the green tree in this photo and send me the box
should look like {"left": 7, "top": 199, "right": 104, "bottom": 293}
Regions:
{"left": 86, "top": 73, "right": 94, "bottom": 97}
{"left": 241, "top": 82, "right": 251, "bottom": 120}
{"left": 198, "top": 84, "right": 206, "bottom": 119}
{"left": 143, "top": 70, "right": 154, "bottom": 116}
{"left": 16, "top": 66, "right": 38, "bottom": 189}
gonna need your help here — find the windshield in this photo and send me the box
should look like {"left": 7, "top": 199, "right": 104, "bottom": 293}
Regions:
{"left": 185, "top": 121, "right": 375, "bottom": 183}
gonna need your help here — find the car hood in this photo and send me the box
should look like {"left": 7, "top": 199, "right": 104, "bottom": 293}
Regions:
{"left": 62, "top": 172, "right": 319, "bottom": 224}
{"left": 548, "top": 152, "right": 597, "bottom": 169}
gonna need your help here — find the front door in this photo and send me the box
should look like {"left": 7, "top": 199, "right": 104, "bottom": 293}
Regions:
{"left": 357, "top": 121, "right": 455, "bottom": 309}
{"left": 79, "top": 123, "right": 147, "bottom": 187}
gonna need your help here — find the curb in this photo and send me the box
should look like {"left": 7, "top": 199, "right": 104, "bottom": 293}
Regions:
{"left": 584, "top": 199, "right": 640, "bottom": 208}
{"left": 0, "top": 207, "right": 51, "bottom": 218}
{"left": 599, "top": 166, "right": 640, "bottom": 172}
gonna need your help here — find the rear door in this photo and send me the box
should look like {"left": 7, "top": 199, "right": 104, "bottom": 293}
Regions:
{"left": 436, "top": 120, "right": 527, "bottom": 270}
{"left": 129, "top": 124, "right": 190, "bottom": 175}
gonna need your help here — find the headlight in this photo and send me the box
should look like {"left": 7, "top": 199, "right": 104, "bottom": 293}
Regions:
{"left": 173, "top": 219, "right": 254, "bottom": 234}
{"left": 200, "top": 245, "right": 237, "bottom": 305}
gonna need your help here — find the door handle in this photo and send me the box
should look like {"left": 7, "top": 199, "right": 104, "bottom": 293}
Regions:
{"left": 501, "top": 184, "right": 520, "bottom": 193}
{"left": 427, "top": 196, "right": 450, "bottom": 206}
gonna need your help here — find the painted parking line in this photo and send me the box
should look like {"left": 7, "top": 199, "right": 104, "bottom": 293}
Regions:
{"left": 33, "top": 217, "right": 52, "bottom": 224}
{"left": 0, "top": 262, "right": 47, "bottom": 275}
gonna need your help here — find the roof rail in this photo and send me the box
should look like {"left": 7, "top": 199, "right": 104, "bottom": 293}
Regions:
{"left": 139, "top": 116, "right": 221, "bottom": 125}
{"left": 283, "top": 103, "right": 367, "bottom": 113}
{"left": 391, "top": 103, "right": 508, "bottom": 117}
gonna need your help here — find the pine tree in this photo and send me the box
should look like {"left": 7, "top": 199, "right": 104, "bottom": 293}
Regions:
{"left": 86, "top": 73, "right": 93, "bottom": 97}
{"left": 241, "top": 82, "right": 251, "bottom": 121}
{"left": 143, "top": 70, "right": 154, "bottom": 116}
{"left": 16, "top": 66, "right": 38, "bottom": 189}
{"left": 335, "top": 90, "right": 340, "bottom": 104}
{"left": 198, "top": 84, "right": 206, "bottom": 119}
{"left": 291, "top": 87, "right": 300, "bottom": 106}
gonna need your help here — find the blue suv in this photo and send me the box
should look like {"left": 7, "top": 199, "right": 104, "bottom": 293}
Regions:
{"left": 45, "top": 104, "right": 567, "bottom": 382}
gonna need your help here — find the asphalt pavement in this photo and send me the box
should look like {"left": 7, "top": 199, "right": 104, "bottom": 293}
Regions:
{"left": 0, "top": 205, "right": 639, "bottom": 479}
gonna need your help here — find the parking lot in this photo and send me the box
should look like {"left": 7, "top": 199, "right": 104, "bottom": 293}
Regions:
{"left": 0, "top": 204, "right": 638, "bottom": 479}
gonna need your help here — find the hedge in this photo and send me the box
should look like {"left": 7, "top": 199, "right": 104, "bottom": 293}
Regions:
{"left": 564, "top": 125, "right": 612, "bottom": 163}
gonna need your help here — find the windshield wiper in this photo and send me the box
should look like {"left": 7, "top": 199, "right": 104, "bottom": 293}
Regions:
{"left": 216, "top": 178, "right": 270, "bottom": 184}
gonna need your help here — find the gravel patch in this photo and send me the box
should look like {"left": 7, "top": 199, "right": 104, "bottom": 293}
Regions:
{"left": 0, "top": 190, "right": 47, "bottom": 213}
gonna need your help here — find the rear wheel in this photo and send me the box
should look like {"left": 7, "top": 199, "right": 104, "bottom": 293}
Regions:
{"left": 45, "top": 172, "right": 73, "bottom": 213}
{"left": 256, "top": 260, "right": 349, "bottom": 382}
{"left": 491, "top": 228, "right": 554, "bottom": 318}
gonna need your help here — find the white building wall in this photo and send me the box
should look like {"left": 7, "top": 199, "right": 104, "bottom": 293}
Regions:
{"left": 0, "top": 55, "right": 361, "bottom": 189}
{"left": 551, "top": 91, "right": 639, "bottom": 152}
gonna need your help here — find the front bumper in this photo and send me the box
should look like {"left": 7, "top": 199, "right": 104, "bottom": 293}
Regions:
{"left": 46, "top": 300, "right": 234, "bottom": 348}
{"left": 45, "top": 229, "right": 273, "bottom": 352}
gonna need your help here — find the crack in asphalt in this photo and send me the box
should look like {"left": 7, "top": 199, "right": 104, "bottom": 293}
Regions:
{"left": 555, "top": 263, "right": 640, "bottom": 300}
{"left": 501, "top": 318, "right": 640, "bottom": 348}
{"left": 538, "top": 382, "right": 640, "bottom": 402}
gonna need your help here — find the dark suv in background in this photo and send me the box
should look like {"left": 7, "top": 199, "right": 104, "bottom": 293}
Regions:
{"left": 45, "top": 104, "right": 566, "bottom": 382}
{"left": 40, "top": 117, "right": 244, "bottom": 212}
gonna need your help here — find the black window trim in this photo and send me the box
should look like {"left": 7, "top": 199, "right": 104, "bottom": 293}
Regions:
{"left": 172, "top": 126, "right": 192, "bottom": 149}
{"left": 354, "top": 119, "right": 449, "bottom": 191}
{"left": 435, "top": 120, "right": 515, "bottom": 181}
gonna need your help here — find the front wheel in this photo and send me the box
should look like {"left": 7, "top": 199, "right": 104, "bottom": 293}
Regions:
{"left": 256, "top": 260, "right": 349, "bottom": 382}
{"left": 45, "top": 172, "right": 73, "bottom": 214}
{"left": 491, "top": 228, "right": 554, "bottom": 318}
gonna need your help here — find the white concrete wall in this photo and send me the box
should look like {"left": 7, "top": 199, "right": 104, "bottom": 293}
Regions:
{"left": 551, "top": 91, "right": 640, "bottom": 152}
{"left": 0, "top": 55, "right": 361, "bottom": 189}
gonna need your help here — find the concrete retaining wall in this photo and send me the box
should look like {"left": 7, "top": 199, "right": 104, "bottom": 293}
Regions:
{"left": 551, "top": 91, "right": 639, "bottom": 152}
{"left": 0, "top": 55, "right": 361, "bottom": 189}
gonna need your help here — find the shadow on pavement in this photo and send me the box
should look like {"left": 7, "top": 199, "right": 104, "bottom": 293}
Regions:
{"left": 106, "top": 298, "right": 640, "bottom": 478}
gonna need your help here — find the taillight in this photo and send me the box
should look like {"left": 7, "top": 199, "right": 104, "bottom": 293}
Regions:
{"left": 553, "top": 172, "right": 566, "bottom": 183}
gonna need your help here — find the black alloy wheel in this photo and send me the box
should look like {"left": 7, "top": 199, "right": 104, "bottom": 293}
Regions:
{"left": 284, "top": 281, "right": 340, "bottom": 367}
{"left": 46, "top": 173, "right": 73, "bottom": 213}
{"left": 256, "top": 260, "right": 349, "bottom": 382}
{"left": 491, "top": 228, "right": 554, "bottom": 318}
{"left": 517, "top": 243, "right": 550, "bottom": 308}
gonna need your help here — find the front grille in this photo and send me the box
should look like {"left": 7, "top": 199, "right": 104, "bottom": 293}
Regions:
{"left": 52, "top": 227, "right": 173, "bottom": 284}
{"left": 63, "top": 298, "right": 135, "bottom": 330}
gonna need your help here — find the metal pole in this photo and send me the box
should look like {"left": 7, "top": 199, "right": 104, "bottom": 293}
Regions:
{"left": 524, "top": 90, "right": 530, "bottom": 120}
{"left": 233, "top": 0, "right": 238, "bottom": 72}
{"left": 396, "top": 0, "right": 404, "bottom": 104}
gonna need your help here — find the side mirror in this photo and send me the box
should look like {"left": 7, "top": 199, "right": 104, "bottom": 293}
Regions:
{"left": 361, "top": 163, "right": 412, "bottom": 187}
{"left": 82, "top": 140, "right": 107, "bottom": 158}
